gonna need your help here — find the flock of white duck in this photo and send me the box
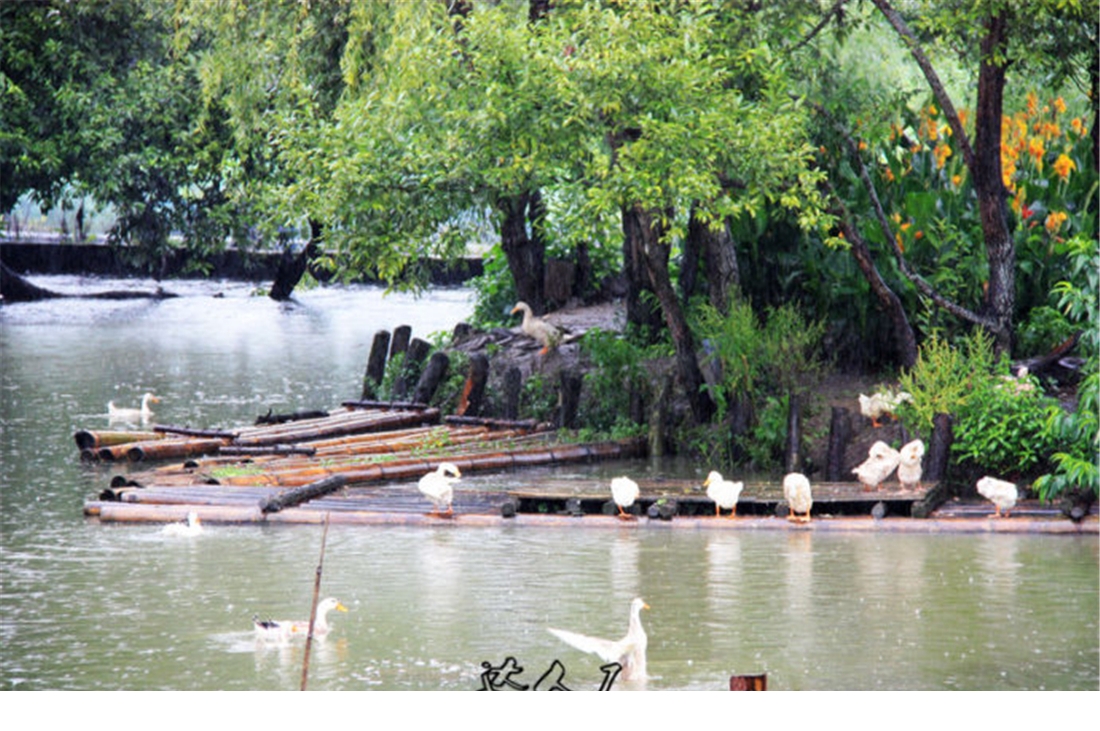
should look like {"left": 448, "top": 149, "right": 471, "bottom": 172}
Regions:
{"left": 140, "top": 381, "right": 1026, "bottom": 661}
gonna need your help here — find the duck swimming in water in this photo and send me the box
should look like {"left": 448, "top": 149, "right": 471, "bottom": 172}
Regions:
{"left": 108, "top": 392, "right": 160, "bottom": 424}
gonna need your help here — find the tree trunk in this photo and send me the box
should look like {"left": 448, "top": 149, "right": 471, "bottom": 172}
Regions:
{"left": 1, "top": 260, "right": 61, "bottom": 302}
{"left": 621, "top": 204, "right": 665, "bottom": 337}
{"left": 269, "top": 221, "right": 321, "bottom": 302}
{"left": 838, "top": 216, "right": 919, "bottom": 368}
{"left": 973, "top": 11, "right": 1015, "bottom": 356}
{"left": 685, "top": 203, "right": 740, "bottom": 315}
{"left": 497, "top": 191, "right": 546, "bottom": 313}
{"left": 632, "top": 204, "right": 716, "bottom": 424}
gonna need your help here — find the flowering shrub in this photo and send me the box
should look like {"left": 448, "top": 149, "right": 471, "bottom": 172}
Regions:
{"left": 867, "top": 92, "right": 1096, "bottom": 347}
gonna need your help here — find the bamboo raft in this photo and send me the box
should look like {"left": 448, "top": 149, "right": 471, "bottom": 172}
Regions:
{"left": 77, "top": 405, "right": 1098, "bottom": 534}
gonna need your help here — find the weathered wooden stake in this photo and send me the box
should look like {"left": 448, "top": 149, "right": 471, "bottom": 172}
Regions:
{"left": 649, "top": 372, "right": 672, "bottom": 457}
{"left": 558, "top": 369, "right": 583, "bottom": 429}
{"left": 784, "top": 392, "right": 801, "bottom": 474}
{"left": 729, "top": 673, "right": 767, "bottom": 690}
{"left": 413, "top": 351, "right": 450, "bottom": 405}
{"left": 825, "top": 406, "right": 852, "bottom": 482}
{"left": 458, "top": 353, "right": 490, "bottom": 417}
{"left": 925, "top": 412, "right": 953, "bottom": 485}
{"left": 389, "top": 325, "right": 412, "bottom": 362}
{"left": 394, "top": 337, "right": 433, "bottom": 399}
{"left": 503, "top": 366, "right": 523, "bottom": 420}
{"left": 362, "top": 330, "right": 391, "bottom": 399}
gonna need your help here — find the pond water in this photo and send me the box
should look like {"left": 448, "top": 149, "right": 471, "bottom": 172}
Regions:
{"left": 1, "top": 275, "right": 1097, "bottom": 692}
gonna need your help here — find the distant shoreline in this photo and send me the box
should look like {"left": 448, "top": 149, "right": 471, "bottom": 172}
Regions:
{"left": 0, "top": 239, "right": 482, "bottom": 285}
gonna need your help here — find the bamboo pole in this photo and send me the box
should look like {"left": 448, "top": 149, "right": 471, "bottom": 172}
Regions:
{"left": 301, "top": 514, "right": 331, "bottom": 691}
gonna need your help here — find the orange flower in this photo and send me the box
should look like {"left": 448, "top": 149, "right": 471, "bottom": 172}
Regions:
{"left": 1071, "top": 117, "right": 1085, "bottom": 136}
{"left": 1053, "top": 97, "right": 1067, "bottom": 115}
{"left": 914, "top": 230, "right": 924, "bottom": 240}
{"left": 1053, "top": 154, "right": 1077, "bottom": 181}
{"left": 1026, "top": 91, "right": 1039, "bottom": 117}
{"left": 1044, "top": 211, "right": 1068, "bottom": 234}
{"left": 883, "top": 167, "right": 895, "bottom": 183}
{"left": 952, "top": 174, "right": 963, "bottom": 187}
{"left": 1028, "top": 136, "right": 1045, "bottom": 166}
{"left": 934, "top": 143, "right": 952, "bottom": 169}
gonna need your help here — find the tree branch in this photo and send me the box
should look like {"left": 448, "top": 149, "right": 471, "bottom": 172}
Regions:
{"left": 792, "top": 0, "right": 850, "bottom": 52}
{"left": 871, "top": 0, "right": 976, "bottom": 172}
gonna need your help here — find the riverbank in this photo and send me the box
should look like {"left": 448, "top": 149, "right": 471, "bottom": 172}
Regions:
{"left": 0, "top": 239, "right": 482, "bottom": 285}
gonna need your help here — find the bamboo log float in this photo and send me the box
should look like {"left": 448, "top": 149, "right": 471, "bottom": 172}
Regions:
{"left": 127, "top": 438, "right": 226, "bottom": 462}
{"left": 153, "top": 424, "right": 239, "bottom": 439}
{"left": 221, "top": 445, "right": 317, "bottom": 457}
{"left": 254, "top": 409, "right": 330, "bottom": 425}
{"left": 95, "top": 502, "right": 264, "bottom": 524}
{"left": 444, "top": 415, "right": 540, "bottom": 431}
{"left": 234, "top": 409, "right": 441, "bottom": 447}
{"left": 74, "top": 430, "right": 160, "bottom": 450}
{"left": 362, "top": 329, "right": 391, "bottom": 399}
{"left": 259, "top": 475, "right": 348, "bottom": 513}
{"left": 341, "top": 400, "right": 432, "bottom": 411}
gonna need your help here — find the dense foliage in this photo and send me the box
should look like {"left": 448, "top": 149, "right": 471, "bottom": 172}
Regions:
{"left": 3, "top": 0, "right": 1096, "bottom": 497}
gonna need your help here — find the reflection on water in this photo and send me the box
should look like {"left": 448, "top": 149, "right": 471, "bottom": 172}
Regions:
{"left": 1, "top": 276, "right": 1098, "bottom": 690}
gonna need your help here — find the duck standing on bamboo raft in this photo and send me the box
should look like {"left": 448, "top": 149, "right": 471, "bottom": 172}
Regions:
{"left": 976, "top": 476, "right": 1018, "bottom": 518}
{"left": 418, "top": 462, "right": 461, "bottom": 518}
{"left": 783, "top": 472, "right": 813, "bottom": 523}
{"left": 852, "top": 440, "right": 901, "bottom": 491}
{"left": 510, "top": 301, "right": 564, "bottom": 355}
{"left": 548, "top": 597, "right": 649, "bottom": 682}
{"left": 610, "top": 476, "right": 640, "bottom": 520}
{"left": 897, "top": 439, "right": 925, "bottom": 490}
{"left": 108, "top": 392, "right": 160, "bottom": 425}
{"left": 253, "top": 597, "right": 348, "bottom": 641}
{"left": 704, "top": 470, "right": 743, "bottom": 518}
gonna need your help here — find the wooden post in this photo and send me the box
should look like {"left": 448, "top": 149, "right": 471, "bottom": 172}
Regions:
{"left": 395, "top": 337, "right": 431, "bottom": 399}
{"left": 784, "top": 392, "right": 801, "bottom": 474}
{"left": 925, "top": 413, "right": 953, "bottom": 485}
{"left": 362, "top": 330, "right": 391, "bottom": 399}
{"left": 457, "top": 353, "right": 490, "bottom": 417}
{"left": 825, "top": 406, "right": 852, "bottom": 482}
{"left": 649, "top": 372, "right": 672, "bottom": 457}
{"left": 503, "top": 366, "right": 523, "bottom": 420}
{"left": 389, "top": 325, "right": 412, "bottom": 362}
{"left": 413, "top": 351, "right": 450, "bottom": 405}
{"left": 729, "top": 673, "right": 767, "bottom": 690}
{"left": 558, "top": 369, "right": 583, "bottom": 429}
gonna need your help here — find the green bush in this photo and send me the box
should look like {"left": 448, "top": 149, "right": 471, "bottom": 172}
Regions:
{"left": 578, "top": 327, "right": 661, "bottom": 433}
{"left": 1033, "top": 234, "right": 1099, "bottom": 502}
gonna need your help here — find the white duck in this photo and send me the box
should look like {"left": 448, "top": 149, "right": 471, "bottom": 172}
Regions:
{"left": 108, "top": 392, "right": 160, "bottom": 424}
{"left": 548, "top": 597, "right": 649, "bottom": 682}
{"left": 253, "top": 597, "right": 348, "bottom": 641}
{"left": 897, "top": 439, "right": 925, "bottom": 490}
{"left": 783, "top": 472, "right": 813, "bottom": 523}
{"left": 976, "top": 476, "right": 1018, "bottom": 518}
{"left": 418, "top": 462, "right": 461, "bottom": 517}
{"left": 704, "top": 470, "right": 743, "bottom": 518}
{"left": 161, "top": 511, "right": 203, "bottom": 537}
{"left": 511, "top": 301, "right": 563, "bottom": 355}
{"left": 852, "top": 440, "right": 901, "bottom": 490}
{"left": 610, "top": 476, "right": 640, "bottom": 519}
{"left": 858, "top": 389, "right": 911, "bottom": 427}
